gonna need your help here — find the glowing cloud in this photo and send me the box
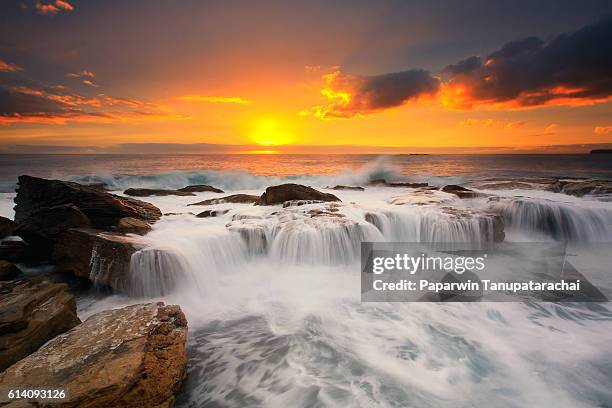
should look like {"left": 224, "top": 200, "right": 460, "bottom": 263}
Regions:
{"left": 35, "top": 0, "right": 74, "bottom": 15}
{"left": 66, "top": 70, "right": 95, "bottom": 78}
{"left": 180, "top": 95, "right": 252, "bottom": 104}
{"left": 0, "top": 60, "right": 22, "bottom": 73}
{"left": 594, "top": 126, "right": 612, "bottom": 135}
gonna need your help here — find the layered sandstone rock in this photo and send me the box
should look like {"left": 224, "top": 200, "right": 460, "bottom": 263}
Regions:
{"left": 0, "top": 278, "right": 80, "bottom": 371}
{"left": 0, "top": 302, "right": 187, "bottom": 408}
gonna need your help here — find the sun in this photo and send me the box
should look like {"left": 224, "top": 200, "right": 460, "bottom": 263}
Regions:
{"left": 249, "top": 118, "right": 293, "bottom": 146}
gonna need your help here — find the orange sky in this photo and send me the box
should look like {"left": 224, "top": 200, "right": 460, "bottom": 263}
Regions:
{"left": 1, "top": 1, "right": 611, "bottom": 153}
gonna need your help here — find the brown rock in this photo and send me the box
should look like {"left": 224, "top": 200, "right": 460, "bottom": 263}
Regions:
{"left": 177, "top": 184, "right": 224, "bottom": 193}
{"left": 196, "top": 209, "right": 229, "bottom": 218}
{"left": 0, "top": 216, "right": 14, "bottom": 239}
{"left": 368, "top": 179, "right": 429, "bottom": 188}
{"left": 0, "top": 240, "right": 38, "bottom": 264}
{"left": 188, "top": 194, "right": 260, "bottom": 206}
{"left": 0, "top": 278, "right": 80, "bottom": 371}
{"left": 15, "top": 175, "right": 162, "bottom": 228}
{"left": 115, "top": 217, "right": 152, "bottom": 235}
{"left": 0, "top": 302, "right": 187, "bottom": 408}
{"left": 550, "top": 179, "right": 612, "bottom": 197}
{"left": 0, "top": 260, "right": 20, "bottom": 280}
{"left": 13, "top": 204, "right": 91, "bottom": 255}
{"left": 53, "top": 228, "right": 145, "bottom": 292}
{"left": 441, "top": 185, "right": 482, "bottom": 199}
{"left": 257, "top": 184, "right": 340, "bottom": 206}
{"left": 123, "top": 188, "right": 196, "bottom": 197}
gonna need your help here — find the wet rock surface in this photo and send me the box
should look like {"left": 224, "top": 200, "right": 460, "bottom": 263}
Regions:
{"left": 188, "top": 194, "right": 260, "bottom": 206}
{"left": 123, "top": 188, "right": 196, "bottom": 197}
{"left": 329, "top": 185, "right": 365, "bottom": 191}
{"left": 114, "top": 217, "right": 152, "bottom": 235}
{"left": 0, "top": 216, "right": 14, "bottom": 239}
{"left": 15, "top": 175, "right": 162, "bottom": 227}
{"left": 258, "top": 184, "right": 340, "bottom": 205}
{"left": 0, "top": 302, "right": 187, "bottom": 408}
{"left": 549, "top": 179, "right": 612, "bottom": 197}
{"left": 441, "top": 184, "right": 482, "bottom": 198}
{"left": 0, "top": 278, "right": 80, "bottom": 371}
{"left": 196, "top": 209, "right": 229, "bottom": 218}
{"left": 177, "top": 184, "right": 224, "bottom": 193}
{"left": 53, "top": 228, "right": 145, "bottom": 292}
{"left": 0, "top": 260, "right": 20, "bottom": 281}
{"left": 368, "top": 179, "right": 429, "bottom": 188}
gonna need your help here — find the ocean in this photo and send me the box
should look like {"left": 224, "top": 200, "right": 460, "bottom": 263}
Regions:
{"left": 1, "top": 153, "right": 612, "bottom": 407}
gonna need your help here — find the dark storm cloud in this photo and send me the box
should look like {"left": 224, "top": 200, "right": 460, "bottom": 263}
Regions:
{"left": 442, "top": 17, "right": 612, "bottom": 108}
{"left": 307, "top": 18, "right": 612, "bottom": 117}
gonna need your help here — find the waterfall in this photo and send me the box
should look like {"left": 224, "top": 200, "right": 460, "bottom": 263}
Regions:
{"left": 489, "top": 197, "right": 612, "bottom": 242}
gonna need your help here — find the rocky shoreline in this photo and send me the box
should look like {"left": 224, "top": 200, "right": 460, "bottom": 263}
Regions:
{"left": 0, "top": 174, "right": 609, "bottom": 405}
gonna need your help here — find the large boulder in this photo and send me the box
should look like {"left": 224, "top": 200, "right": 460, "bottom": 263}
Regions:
{"left": 53, "top": 228, "right": 145, "bottom": 292}
{"left": 0, "top": 216, "right": 14, "bottom": 239}
{"left": 188, "top": 194, "right": 260, "bottom": 206}
{"left": 0, "top": 278, "right": 80, "bottom": 371}
{"left": 0, "top": 260, "right": 20, "bottom": 280}
{"left": 123, "top": 188, "right": 195, "bottom": 197}
{"left": 257, "top": 184, "right": 340, "bottom": 206}
{"left": 12, "top": 204, "right": 91, "bottom": 256}
{"left": 15, "top": 175, "right": 162, "bottom": 228}
{"left": 114, "top": 217, "right": 152, "bottom": 235}
{"left": 0, "top": 302, "right": 187, "bottom": 408}
{"left": 178, "top": 184, "right": 224, "bottom": 193}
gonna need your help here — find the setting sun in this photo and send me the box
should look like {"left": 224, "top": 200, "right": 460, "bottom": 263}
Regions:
{"left": 249, "top": 118, "right": 294, "bottom": 146}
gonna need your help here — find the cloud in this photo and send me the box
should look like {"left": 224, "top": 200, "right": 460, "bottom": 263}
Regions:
{"left": 594, "top": 126, "right": 612, "bottom": 135}
{"left": 305, "top": 18, "right": 612, "bottom": 118}
{"left": 458, "top": 118, "right": 498, "bottom": 128}
{"left": 505, "top": 121, "right": 525, "bottom": 130}
{"left": 441, "top": 18, "right": 612, "bottom": 109}
{"left": 0, "top": 59, "right": 22, "bottom": 73}
{"left": 35, "top": 0, "right": 74, "bottom": 15}
{"left": 180, "top": 95, "right": 252, "bottom": 104}
{"left": 0, "top": 83, "right": 185, "bottom": 125}
{"left": 82, "top": 80, "right": 99, "bottom": 88}
{"left": 544, "top": 123, "right": 558, "bottom": 133}
{"left": 66, "top": 70, "right": 95, "bottom": 78}
{"left": 301, "top": 69, "right": 439, "bottom": 119}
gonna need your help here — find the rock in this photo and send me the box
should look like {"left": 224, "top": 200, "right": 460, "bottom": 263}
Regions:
{"left": 188, "top": 194, "right": 260, "bottom": 206}
{"left": 368, "top": 179, "right": 429, "bottom": 188}
{"left": 0, "top": 302, "right": 187, "bottom": 408}
{"left": 0, "top": 239, "right": 35, "bottom": 264}
{"left": 282, "top": 200, "right": 324, "bottom": 208}
{"left": 123, "top": 188, "right": 196, "bottom": 197}
{"left": 53, "top": 228, "right": 145, "bottom": 292}
{"left": 0, "top": 216, "right": 14, "bottom": 239}
{"left": 164, "top": 212, "right": 195, "bottom": 216}
{"left": 257, "top": 184, "right": 340, "bottom": 206}
{"left": 13, "top": 204, "right": 91, "bottom": 256}
{"left": 549, "top": 179, "right": 612, "bottom": 197}
{"left": 440, "top": 207, "right": 505, "bottom": 242}
{"left": 441, "top": 185, "right": 482, "bottom": 198}
{"left": 0, "top": 260, "right": 20, "bottom": 280}
{"left": 114, "top": 217, "right": 152, "bottom": 235}
{"left": 330, "top": 185, "right": 365, "bottom": 191}
{"left": 15, "top": 175, "right": 162, "bottom": 228}
{"left": 177, "top": 184, "right": 224, "bottom": 193}
{"left": 196, "top": 209, "right": 229, "bottom": 218}
{"left": 0, "top": 278, "right": 80, "bottom": 371}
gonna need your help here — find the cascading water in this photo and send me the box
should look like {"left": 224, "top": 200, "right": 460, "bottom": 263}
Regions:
{"left": 489, "top": 197, "right": 612, "bottom": 242}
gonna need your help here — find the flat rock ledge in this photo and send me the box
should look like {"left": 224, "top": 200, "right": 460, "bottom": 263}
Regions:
{"left": 0, "top": 302, "right": 188, "bottom": 408}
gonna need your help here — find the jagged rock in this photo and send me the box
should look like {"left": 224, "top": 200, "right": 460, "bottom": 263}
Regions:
{"left": 258, "top": 184, "right": 340, "bottom": 206}
{"left": 0, "top": 278, "right": 80, "bottom": 371}
{"left": 441, "top": 185, "right": 482, "bottom": 198}
{"left": 196, "top": 209, "right": 229, "bottom": 218}
{"left": 549, "top": 179, "right": 612, "bottom": 197}
{"left": 0, "top": 302, "right": 187, "bottom": 408}
{"left": 13, "top": 204, "right": 91, "bottom": 255}
{"left": 53, "top": 228, "right": 145, "bottom": 292}
{"left": 124, "top": 188, "right": 196, "bottom": 197}
{"left": 0, "top": 260, "right": 20, "bottom": 280}
{"left": 0, "top": 239, "right": 35, "bottom": 264}
{"left": 0, "top": 216, "right": 14, "bottom": 239}
{"left": 330, "top": 185, "right": 365, "bottom": 191}
{"left": 188, "top": 194, "right": 260, "bottom": 206}
{"left": 114, "top": 217, "right": 152, "bottom": 235}
{"left": 164, "top": 212, "right": 195, "bottom": 216}
{"left": 15, "top": 175, "right": 162, "bottom": 228}
{"left": 177, "top": 184, "right": 224, "bottom": 193}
